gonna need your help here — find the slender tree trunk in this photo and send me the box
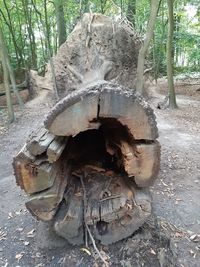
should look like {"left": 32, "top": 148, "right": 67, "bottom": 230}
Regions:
{"left": 44, "top": 0, "right": 51, "bottom": 55}
{"left": 0, "top": 27, "right": 24, "bottom": 107}
{"left": 32, "top": 0, "right": 59, "bottom": 100}
{"left": 14, "top": 0, "right": 26, "bottom": 68}
{"left": 6, "top": 56, "right": 24, "bottom": 108}
{"left": 55, "top": 0, "right": 66, "bottom": 47}
{"left": 136, "top": 0, "right": 159, "bottom": 94}
{"left": 22, "top": 0, "right": 37, "bottom": 69}
{"left": 126, "top": 0, "right": 136, "bottom": 26}
{"left": 154, "top": 0, "right": 167, "bottom": 82}
{"left": 0, "top": 28, "right": 14, "bottom": 122}
{"left": 167, "top": 0, "right": 177, "bottom": 109}
{"left": 1, "top": 2, "right": 23, "bottom": 68}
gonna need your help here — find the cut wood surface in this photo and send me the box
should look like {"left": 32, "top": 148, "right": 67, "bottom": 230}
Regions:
{"left": 44, "top": 82, "right": 158, "bottom": 140}
{"left": 14, "top": 159, "right": 57, "bottom": 194}
{"left": 13, "top": 141, "right": 60, "bottom": 194}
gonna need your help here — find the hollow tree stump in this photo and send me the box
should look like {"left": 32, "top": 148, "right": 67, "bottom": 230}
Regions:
{"left": 13, "top": 13, "right": 160, "bottom": 245}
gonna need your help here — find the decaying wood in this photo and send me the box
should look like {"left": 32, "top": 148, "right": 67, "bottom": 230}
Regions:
{"left": 14, "top": 144, "right": 36, "bottom": 163}
{"left": 54, "top": 171, "right": 151, "bottom": 245}
{"left": 13, "top": 141, "right": 63, "bottom": 194}
{"left": 54, "top": 180, "right": 84, "bottom": 245}
{"left": 118, "top": 140, "right": 160, "bottom": 187}
{"left": 13, "top": 13, "right": 160, "bottom": 246}
{"left": 47, "top": 136, "right": 68, "bottom": 163}
{"left": 26, "top": 127, "right": 55, "bottom": 156}
{"left": 80, "top": 172, "right": 109, "bottom": 267}
{"left": 14, "top": 157, "right": 58, "bottom": 194}
{"left": 26, "top": 162, "right": 69, "bottom": 221}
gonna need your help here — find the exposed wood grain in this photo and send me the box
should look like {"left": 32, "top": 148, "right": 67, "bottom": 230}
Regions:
{"left": 54, "top": 189, "right": 84, "bottom": 244}
{"left": 119, "top": 140, "right": 160, "bottom": 187}
{"left": 13, "top": 141, "right": 60, "bottom": 194}
{"left": 47, "top": 136, "right": 68, "bottom": 163}
{"left": 27, "top": 127, "right": 55, "bottom": 156}
{"left": 26, "top": 163, "right": 69, "bottom": 221}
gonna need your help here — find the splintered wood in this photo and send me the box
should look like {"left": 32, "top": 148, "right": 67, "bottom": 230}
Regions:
{"left": 13, "top": 130, "right": 69, "bottom": 194}
{"left": 13, "top": 13, "right": 160, "bottom": 246}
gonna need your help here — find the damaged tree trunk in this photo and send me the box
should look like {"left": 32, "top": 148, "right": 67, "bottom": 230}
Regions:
{"left": 13, "top": 13, "right": 160, "bottom": 246}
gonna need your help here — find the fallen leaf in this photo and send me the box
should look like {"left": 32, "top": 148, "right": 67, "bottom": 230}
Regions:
{"left": 189, "top": 249, "right": 195, "bottom": 257}
{"left": 80, "top": 247, "right": 91, "bottom": 256}
{"left": 190, "top": 234, "right": 200, "bottom": 242}
{"left": 8, "top": 212, "right": 14, "bottom": 219}
{"left": 27, "top": 229, "right": 35, "bottom": 237}
{"left": 190, "top": 234, "right": 197, "bottom": 241}
{"left": 0, "top": 229, "right": 7, "bottom": 241}
{"left": 24, "top": 241, "right": 30, "bottom": 246}
{"left": 15, "top": 252, "right": 24, "bottom": 262}
{"left": 35, "top": 252, "right": 41, "bottom": 258}
{"left": 16, "top": 228, "right": 24, "bottom": 232}
{"left": 174, "top": 232, "right": 183, "bottom": 238}
{"left": 15, "top": 209, "right": 22, "bottom": 215}
{"left": 150, "top": 248, "right": 156, "bottom": 255}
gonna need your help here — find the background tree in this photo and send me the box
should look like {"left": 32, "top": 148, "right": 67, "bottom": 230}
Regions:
{"left": 0, "top": 28, "right": 14, "bottom": 122}
{"left": 55, "top": 0, "right": 67, "bottom": 47}
{"left": 0, "top": 0, "right": 199, "bottom": 114}
{"left": 167, "top": 0, "right": 177, "bottom": 109}
{"left": 136, "top": 0, "right": 160, "bottom": 94}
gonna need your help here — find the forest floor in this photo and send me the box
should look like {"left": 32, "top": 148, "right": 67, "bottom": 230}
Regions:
{"left": 0, "top": 80, "right": 200, "bottom": 267}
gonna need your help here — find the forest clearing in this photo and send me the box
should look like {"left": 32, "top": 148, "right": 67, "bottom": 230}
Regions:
{"left": 0, "top": 1, "right": 200, "bottom": 267}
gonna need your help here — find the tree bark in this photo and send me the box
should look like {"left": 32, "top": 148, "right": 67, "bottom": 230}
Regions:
{"left": 55, "top": 0, "right": 66, "bottom": 47}
{"left": 5, "top": 52, "right": 24, "bottom": 108}
{"left": 136, "top": 0, "right": 159, "bottom": 94}
{"left": 0, "top": 28, "right": 14, "bottom": 122}
{"left": 167, "top": 0, "right": 177, "bottom": 109}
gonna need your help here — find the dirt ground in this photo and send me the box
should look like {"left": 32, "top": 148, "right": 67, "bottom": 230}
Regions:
{"left": 0, "top": 81, "right": 200, "bottom": 267}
